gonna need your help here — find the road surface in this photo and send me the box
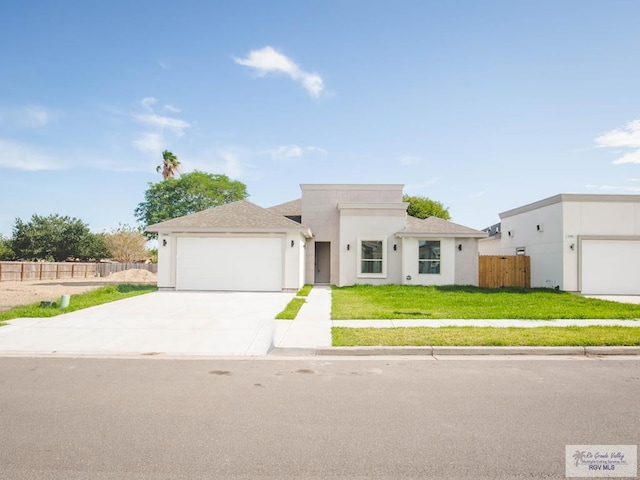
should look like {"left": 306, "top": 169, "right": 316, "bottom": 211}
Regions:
{"left": 0, "top": 356, "right": 638, "bottom": 479}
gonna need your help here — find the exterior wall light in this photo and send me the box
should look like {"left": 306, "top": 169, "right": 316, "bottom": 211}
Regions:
{"left": 393, "top": 244, "right": 397, "bottom": 251}
{"left": 291, "top": 240, "right": 295, "bottom": 248}
{"left": 347, "top": 244, "right": 350, "bottom": 251}
{"left": 162, "top": 239, "right": 167, "bottom": 247}
{"left": 458, "top": 244, "right": 462, "bottom": 251}
{"left": 570, "top": 243, "right": 575, "bottom": 251}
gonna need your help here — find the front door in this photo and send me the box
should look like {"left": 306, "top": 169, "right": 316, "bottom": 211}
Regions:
{"left": 314, "top": 242, "right": 330, "bottom": 284}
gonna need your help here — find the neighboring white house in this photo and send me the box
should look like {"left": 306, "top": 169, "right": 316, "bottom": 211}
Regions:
{"left": 485, "top": 194, "right": 640, "bottom": 295}
{"left": 147, "top": 184, "right": 486, "bottom": 292}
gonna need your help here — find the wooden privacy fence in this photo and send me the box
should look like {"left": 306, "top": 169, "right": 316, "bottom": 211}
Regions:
{"left": 0, "top": 262, "right": 157, "bottom": 282}
{"left": 478, "top": 255, "right": 530, "bottom": 289}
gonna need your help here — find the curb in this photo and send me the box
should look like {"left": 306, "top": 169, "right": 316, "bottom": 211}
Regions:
{"left": 310, "top": 346, "right": 640, "bottom": 356}
{"left": 269, "top": 347, "right": 317, "bottom": 356}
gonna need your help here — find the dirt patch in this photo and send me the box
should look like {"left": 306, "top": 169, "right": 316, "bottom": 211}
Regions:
{"left": 0, "top": 269, "right": 157, "bottom": 312}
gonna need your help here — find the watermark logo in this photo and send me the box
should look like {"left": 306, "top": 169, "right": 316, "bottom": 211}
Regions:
{"left": 566, "top": 445, "right": 637, "bottom": 477}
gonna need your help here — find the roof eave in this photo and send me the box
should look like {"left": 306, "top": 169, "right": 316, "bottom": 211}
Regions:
{"left": 395, "top": 232, "right": 487, "bottom": 239}
{"left": 147, "top": 226, "right": 313, "bottom": 238}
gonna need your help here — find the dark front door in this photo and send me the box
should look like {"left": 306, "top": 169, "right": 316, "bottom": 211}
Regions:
{"left": 314, "top": 242, "right": 330, "bottom": 284}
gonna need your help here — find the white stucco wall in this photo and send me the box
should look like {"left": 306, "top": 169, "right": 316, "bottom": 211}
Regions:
{"left": 338, "top": 211, "right": 406, "bottom": 286}
{"left": 300, "top": 184, "right": 404, "bottom": 285}
{"left": 478, "top": 236, "right": 501, "bottom": 255}
{"left": 156, "top": 233, "right": 175, "bottom": 289}
{"left": 454, "top": 238, "right": 480, "bottom": 286}
{"left": 500, "top": 195, "right": 640, "bottom": 292}
{"left": 400, "top": 237, "right": 455, "bottom": 286}
{"left": 500, "top": 202, "right": 564, "bottom": 289}
{"left": 283, "top": 232, "right": 306, "bottom": 290}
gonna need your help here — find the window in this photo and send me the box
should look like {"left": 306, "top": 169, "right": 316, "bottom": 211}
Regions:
{"left": 358, "top": 237, "right": 386, "bottom": 277}
{"left": 419, "top": 240, "right": 440, "bottom": 274}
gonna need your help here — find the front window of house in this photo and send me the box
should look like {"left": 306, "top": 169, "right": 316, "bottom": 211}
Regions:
{"left": 358, "top": 238, "right": 386, "bottom": 277}
{"left": 419, "top": 240, "right": 440, "bottom": 274}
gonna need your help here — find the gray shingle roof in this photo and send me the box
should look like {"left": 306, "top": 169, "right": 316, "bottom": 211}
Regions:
{"left": 146, "top": 200, "right": 310, "bottom": 233}
{"left": 267, "top": 198, "right": 302, "bottom": 216}
{"left": 396, "top": 216, "right": 487, "bottom": 238}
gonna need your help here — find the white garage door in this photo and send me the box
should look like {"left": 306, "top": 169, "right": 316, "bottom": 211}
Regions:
{"left": 176, "top": 237, "right": 283, "bottom": 291}
{"left": 581, "top": 239, "right": 640, "bottom": 295}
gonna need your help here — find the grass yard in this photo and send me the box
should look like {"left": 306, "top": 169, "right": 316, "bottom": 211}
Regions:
{"left": 332, "top": 285, "right": 640, "bottom": 320}
{"left": 0, "top": 284, "right": 157, "bottom": 325}
{"left": 275, "top": 285, "right": 314, "bottom": 319}
{"left": 333, "top": 326, "right": 640, "bottom": 346}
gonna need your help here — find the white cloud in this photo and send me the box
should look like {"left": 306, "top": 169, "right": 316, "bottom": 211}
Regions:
{"left": 269, "top": 144, "right": 327, "bottom": 160}
{"left": 218, "top": 149, "right": 244, "bottom": 178}
{"left": 132, "top": 133, "right": 164, "bottom": 155}
{"left": 399, "top": 155, "right": 421, "bottom": 166}
{"left": 180, "top": 148, "right": 249, "bottom": 179}
{"left": 0, "top": 105, "right": 52, "bottom": 128}
{"left": 21, "top": 105, "right": 50, "bottom": 127}
{"left": 133, "top": 113, "right": 190, "bottom": 135}
{"left": 131, "top": 97, "right": 190, "bottom": 154}
{"left": 234, "top": 46, "right": 325, "bottom": 98}
{"left": 612, "top": 150, "right": 640, "bottom": 165}
{"left": 140, "top": 97, "right": 158, "bottom": 111}
{"left": 157, "top": 61, "right": 169, "bottom": 70}
{"left": 0, "top": 139, "right": 60, "bottom": 170}
{"left": 163, "top": 104, "right": 181, "bottom": 113}
{"left": 595, "top": 120, "right": 640, "bottom": 164}
{"left": 470, "top": 191, "right": 486, "bottom": 198}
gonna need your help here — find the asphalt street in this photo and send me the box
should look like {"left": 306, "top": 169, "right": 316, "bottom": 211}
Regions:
{"left": 0, "top": 356, "right": 638, "bottom": 479}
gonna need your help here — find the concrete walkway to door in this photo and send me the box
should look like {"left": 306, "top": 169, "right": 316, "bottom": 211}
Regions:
{"left": 276, "top": 286, "right": 332, "bottom": 348}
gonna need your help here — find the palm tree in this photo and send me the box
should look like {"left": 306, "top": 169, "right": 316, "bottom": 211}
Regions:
{"left": 573, "top": 451, "right": 586, "bottom": 467}
{"left": 156, "top": 150, "right": 180, "bottom": 180}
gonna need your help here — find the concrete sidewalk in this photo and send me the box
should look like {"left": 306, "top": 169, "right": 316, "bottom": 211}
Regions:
{"left": 276, "top": 286, "right": 332, "bottom": 348}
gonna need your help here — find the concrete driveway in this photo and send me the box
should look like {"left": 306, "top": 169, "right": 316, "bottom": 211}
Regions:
{"left": 0, "top": 291, "right": 296, "bottom": 356}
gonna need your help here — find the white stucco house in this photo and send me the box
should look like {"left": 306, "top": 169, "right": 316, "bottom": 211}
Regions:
{"left": 147, "top": 184, "right": 486, "bottom": 292}
{"left": 479, "top": 194, "right": 640, "bottom": 295}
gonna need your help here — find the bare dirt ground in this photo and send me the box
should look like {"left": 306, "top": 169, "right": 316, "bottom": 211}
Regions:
{"left": 0, "top": 269, "right": 157, "bottom": 312}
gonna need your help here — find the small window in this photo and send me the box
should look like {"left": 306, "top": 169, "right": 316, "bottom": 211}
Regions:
{"left": 419, "top": 240, "right": 440, "bottom": 274}
{"left": 358, "top": 237, "right": 387, "bottom": 277}
{"left": 515, "top": 247, "right": 526, "bottom": 256}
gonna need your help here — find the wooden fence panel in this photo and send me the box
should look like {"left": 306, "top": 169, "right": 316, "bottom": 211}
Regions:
{"left": 479, "top": 255, "right": 530, "bottom": 289}
{"left": 0, "top": 262, "right": 155, "bottom": 282}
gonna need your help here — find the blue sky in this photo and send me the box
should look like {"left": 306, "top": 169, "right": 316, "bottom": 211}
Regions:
{"left": 2, "top": 0, "right": 640, "bottom": 236}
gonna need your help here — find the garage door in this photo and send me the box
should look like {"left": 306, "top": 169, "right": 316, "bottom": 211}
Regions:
{"left": 581, "top": 239, "right": 640, "bottom": 294}
{"left": 176, "top": 237, "right": 283, "bottom": 291}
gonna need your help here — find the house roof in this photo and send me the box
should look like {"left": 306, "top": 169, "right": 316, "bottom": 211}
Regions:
{"left": 267, "top": 198, "right": 302, "bottom": 216}
{"left": 396, "top": 216, "right": 487, "bottom": 238}
{"left": 146, "top": 200, "right": 312, "bottom": 236}
{"left": 500, "top": 193, "right": 640, "bottom": 219}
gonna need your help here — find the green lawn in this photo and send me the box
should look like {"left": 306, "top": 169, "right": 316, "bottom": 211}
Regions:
{"left": 332, "top": 285, "right": 640, "bottom": 320}
{"left": 0, "top": 284, "right": 157, "bottom": 326}
{"left": 296, "top": 284, "right": 313, "bottom": 297}
{"left": 275, "top": 285, "right": 313, "bottom": 319}
{"left": 333, "top": 326, "right": 640, "bottom": 346}
{"left": 275, "top": 297, "right": 306, "bottom": 320}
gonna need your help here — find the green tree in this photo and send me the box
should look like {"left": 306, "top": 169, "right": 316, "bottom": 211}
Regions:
{"left": 104, "top": 224, "right": 149, "bottom": 263}
{"left": 403, "top": 194, "right": 451, "bottom": 220}
{"left": 135, "top": 171, "right": 249, "bottom": 231}
{"left": 156, "top": 150, "right": 181, "bottom": 180}
{"left": 11, "top": 214, "right": 109, "bottom": 262}
{"left": 0, "top": 234, "right": 14, "bottom": 260}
